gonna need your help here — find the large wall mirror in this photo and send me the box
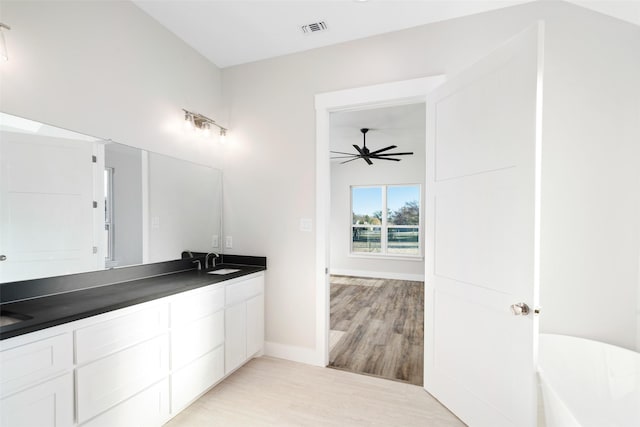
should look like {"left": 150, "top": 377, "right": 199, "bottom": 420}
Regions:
{"left": 0, "top": 112, "right": 223, "bottom": 283}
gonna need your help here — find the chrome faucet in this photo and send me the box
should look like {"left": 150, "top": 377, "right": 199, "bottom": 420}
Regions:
{"left": 205, "top": 252, "right": 219, "bottom": 269}
{"left": 192, "top": 259, "right": 201, "bottom": 270}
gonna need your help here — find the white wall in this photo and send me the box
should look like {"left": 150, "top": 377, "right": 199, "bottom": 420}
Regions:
{"left": 0, "top": 0, "right": 224, "bottom": 168}
{"left": 222, "top": 1, "right": 640, "bottom": 356}
{"left": 539, "top": 6, "right": 640, "bottom": 350}
{"left": 329, "top": 105, "right": 426, "bottom": 281}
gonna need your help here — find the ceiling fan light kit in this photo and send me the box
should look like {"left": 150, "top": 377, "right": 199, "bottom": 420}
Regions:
{"left": 331, "top": 128, "right": 413, "bottom": 165}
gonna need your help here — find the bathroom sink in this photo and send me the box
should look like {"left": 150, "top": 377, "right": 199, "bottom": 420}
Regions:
{"left": 207, "top": 268, "right": 241, "bottom": 275}
{"left": 0, "top": 310, "right": 32, "bottom": 327}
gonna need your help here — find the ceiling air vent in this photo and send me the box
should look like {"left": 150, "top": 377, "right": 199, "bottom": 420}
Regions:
{"left": 301, "top": 21, "right": 328, "bottom": 34}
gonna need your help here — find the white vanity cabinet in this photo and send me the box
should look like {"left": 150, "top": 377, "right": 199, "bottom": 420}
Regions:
{"left": 224, "top": 274, "right": 264, "bottom": 374}
{"left": 0, "top": 270, "right": 265, "bottom": 427}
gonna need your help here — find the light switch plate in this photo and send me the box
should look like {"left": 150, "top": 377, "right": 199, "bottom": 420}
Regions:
{"left": 225, "top": 236, "right": 233, "bottom": 249}
{"left": 212, "top": 235, "right": 219, "bottom": 248}
{"left": 151, "top": 216, "right": 160, "bottom": 229}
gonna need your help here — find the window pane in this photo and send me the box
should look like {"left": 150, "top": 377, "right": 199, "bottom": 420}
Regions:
{"left": 387, "top": 227, "right": 419, "bottom": 255}
{"left": 352, "top": 187, "right": 382, "bottom": 226}
{"left": 104, "top": 224, "right": 111, "bottom": 260}
{"left": 388, "top": 185, "right": 420, "bottom": 226}
{"left": 104, "top": 169, "right": 110, "bottom": 222}
{"left": 352, "top": 227, "right": 381, "bottom": 253}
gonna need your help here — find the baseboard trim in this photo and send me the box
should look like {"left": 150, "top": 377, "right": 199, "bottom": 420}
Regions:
{"left": 330, "top": 268, "right": 424, "bottom": 282}
{"left": 264, "top": 341, "right": 324, "bottom": 367}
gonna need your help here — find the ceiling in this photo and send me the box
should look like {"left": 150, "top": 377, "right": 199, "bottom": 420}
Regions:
{"left": 329, "top": 103, "right": 426, "bottom": 156}
{"left": 132, "top": 0, "right": 640, "bottom": 69}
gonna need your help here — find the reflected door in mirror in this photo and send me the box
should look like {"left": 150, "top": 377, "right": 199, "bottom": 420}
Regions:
{"left": 0, "top": 132, "right": 104, "bottom": 282}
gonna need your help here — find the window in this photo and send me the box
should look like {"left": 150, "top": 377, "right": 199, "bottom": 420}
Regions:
{"left": 104, "top": 167, "right": 114, "bottom": 262}
{"left": 351, "top": 184, "right": 421, "bottom": 257}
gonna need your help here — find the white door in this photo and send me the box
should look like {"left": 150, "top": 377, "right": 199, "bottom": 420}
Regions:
{"left": 0, "top": 132, "right": 101, "bottom": 282}
{"left": 424, "top": 23, "right": 543, "bottom": 426}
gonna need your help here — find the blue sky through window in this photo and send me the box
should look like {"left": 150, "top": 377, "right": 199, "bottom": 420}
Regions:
{"left": 388, "top": 186, "right": 420, "bottom": 211}
{"left": 352, "top": 187, "right": 381, "bottom": 216}
{"left": 352, "top": 186, "right": 419, "bottom": 216}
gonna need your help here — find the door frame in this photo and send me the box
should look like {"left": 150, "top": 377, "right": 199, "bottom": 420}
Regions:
{"left": 313, "top": 75, "right": 446, "bottom": 367}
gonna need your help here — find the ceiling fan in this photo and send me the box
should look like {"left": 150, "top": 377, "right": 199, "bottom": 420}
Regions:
{"left": 331, "top": 128, "right": 413, "bottom": 165}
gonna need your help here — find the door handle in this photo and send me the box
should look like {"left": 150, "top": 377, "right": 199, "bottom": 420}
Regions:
{"left": 510, "top": 302, "right": 530, "bottom": 316}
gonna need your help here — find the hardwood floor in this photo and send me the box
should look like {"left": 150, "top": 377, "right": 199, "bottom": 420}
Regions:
{"left": 165, "top": 356, "right": 464, "bottom": 427}
{"left": 329, "top": 275, "right": 424, "bottom": 386}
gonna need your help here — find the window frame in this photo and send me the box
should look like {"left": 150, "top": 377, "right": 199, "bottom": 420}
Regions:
{"left": 104, "top": 167, "right": 114, "bottom": 263}
{"left": 349, "top": 184, "right": 423, "bottom": 260}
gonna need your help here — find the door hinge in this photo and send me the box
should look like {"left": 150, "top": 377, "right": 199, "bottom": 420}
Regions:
{"left": 93, "top": 201, "right": 98, "bottom": 208}
{"left": 92, "top": 246, "right": 98, "bottom": 254}
{"left": 92, "top": 155, "right": 97, "bottom": 163}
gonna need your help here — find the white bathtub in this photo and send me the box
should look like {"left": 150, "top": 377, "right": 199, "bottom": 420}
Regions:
{"left": 538, "top": 334, "right": 640, "bottom": 427}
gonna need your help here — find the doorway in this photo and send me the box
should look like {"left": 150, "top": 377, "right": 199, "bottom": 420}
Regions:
{"left": 327, "top": 103, "right": 426, "bottom": 385}
{"left": 313, "top": 75, "right": 445, "bottom": 371}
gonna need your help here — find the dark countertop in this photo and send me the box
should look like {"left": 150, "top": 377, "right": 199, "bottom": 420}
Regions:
{"left": 0, "top": 264, "right": 265, "bottom": 341}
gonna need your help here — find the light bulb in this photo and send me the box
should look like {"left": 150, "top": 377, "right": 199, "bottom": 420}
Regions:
{"left": 184, "top": 112, "right": 194, "bottom": 131}
{"left": 219, "top": 129, "right": 227, "bottom": 143}
{"left": 202, "top": 122, "right": 211, "bottom": 137}
{"left": 0, "top": 24, "right": 10, "bottom": 62}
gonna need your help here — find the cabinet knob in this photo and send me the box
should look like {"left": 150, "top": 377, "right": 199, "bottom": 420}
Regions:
{"left": 510, "top": 302, "right": 530, "bottom": 316}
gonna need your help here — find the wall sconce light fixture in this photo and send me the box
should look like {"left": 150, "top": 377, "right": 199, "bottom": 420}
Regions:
{"left": 183, "top": 109, "right": 228, "bottom": 141}
{"left": 0, "top": 23, "right": 11, "bottom": 61}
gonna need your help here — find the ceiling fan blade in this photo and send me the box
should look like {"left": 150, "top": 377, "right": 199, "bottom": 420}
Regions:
{"left": 373, "top": 152, "right": 414, "bottom": 156}
{"left": 331, "top": 155, "right": 359, "bottom": 159}
{"left": 340, "top": 157, "right": 362, "bottom": 164}
{"left": 368, "top": 145, "right": 397, "bottom": 155}
{"left": 373, "top": 157, "right": 401, "bottom": 161}
{"left": 330, "top": 150, "right": 359, "bottom": 156}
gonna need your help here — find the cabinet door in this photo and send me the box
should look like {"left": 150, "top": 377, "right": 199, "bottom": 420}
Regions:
{"left": 224, "top": 303, "right": 246, "bottom": 374}
{"left": 0, "top": 373, "right": 73, "bottom": 427}
{"left": 246, "top": 293, "right": 264, "bottom": 358}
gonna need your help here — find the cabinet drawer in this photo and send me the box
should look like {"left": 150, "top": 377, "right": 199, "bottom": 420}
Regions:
{"left": 75, "top": 303, "right": 168, "bottom": 364}
{"left": 80, "top": 379, "right": 169, "bottom": 427}
{"left": 0, "top": 373, "right": 73, "bottom": 427}
{"left": 225, "top": 276, "right": 264, "bottom": 306}
{"left": 171, "top": 346, "right": 224, "bottom": 413}
{"left": 171, "top": 310, "right": 224, "bottom": 369}
{"left": 76, "top": 334, "right": 169, "bottom": 423}
{"left": 0, "top": 333, "right": 72, "bottom": 397}
{"left": 171, "top": 285, "right": 224, "bottom": 327}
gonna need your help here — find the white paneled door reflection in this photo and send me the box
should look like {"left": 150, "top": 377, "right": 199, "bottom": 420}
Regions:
{"left": 0, "top": 132, "right": 101, "bottom": 282}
